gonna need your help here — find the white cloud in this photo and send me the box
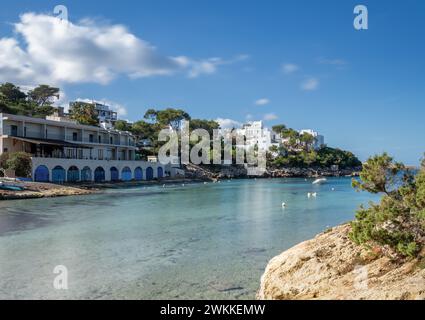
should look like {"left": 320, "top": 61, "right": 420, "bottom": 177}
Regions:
{"left": 282, "top": 63, "right": 299, "bottom": 74}
{"left": 55, "top": 90, "right": 69, "bottom": 110}
{"left": 255, "top": 98, "right": 270, "bottom": 106}
{"left": 301, "top": 77, "right": 319, "bottom": 91}
{"left": 0, "top": 13, "right": 246, "bottom": 85}
{"left": 263, "top": 113, "right": 278, "bottom": 121}
{"left": 318, "top": 58, "right": 347, "bottom": 66}
{"left": 187, "top": 54, "right": 249, "bottom": 78}
{"left": 215, "top": 118, "right": 242, "bottom": 129}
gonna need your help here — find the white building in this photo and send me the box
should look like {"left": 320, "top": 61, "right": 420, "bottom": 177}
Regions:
{"left": 69, "top": 100, "right": 118, "bottom": 129}
{"left": 230, "top": 121, "right": 324, "bottom": 153}
{"left": 235, "top": 121, "right": 280, "bottom": 152}
{"left": 0, "top": 113, "right": 167, "bottom": 182}
{"left": 299, "top": 129, "right": 325, "bottom": 150}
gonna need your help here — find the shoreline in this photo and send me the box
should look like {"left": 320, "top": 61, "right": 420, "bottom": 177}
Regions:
{"left": 0, "top": 166, "right": 360, "bottom": 201}
{"left": 184, "top": 164, "right": 361, "bottom": 180}
{"left": 0, "top": 178, "right": 208, "bottom": 201}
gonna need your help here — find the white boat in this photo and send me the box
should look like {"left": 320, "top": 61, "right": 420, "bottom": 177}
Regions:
{"left": 312, "top": 178, "right": 327, "bottom": 185}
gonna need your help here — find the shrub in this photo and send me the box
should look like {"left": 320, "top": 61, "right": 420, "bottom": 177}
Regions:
{"left": 350, "top": 153, "right": 425, "bottom": 258}
{"left": 0, "top": 152, "right": 9, "bottom": 168}
{"left": 270, "top": 147, "right": 361, "bottom": 169}
{"left": 4, "top": 152, "right": 32, "bottom": 177}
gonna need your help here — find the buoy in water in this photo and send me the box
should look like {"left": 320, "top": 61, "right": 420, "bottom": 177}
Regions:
{"left": 281, "top": 202, "right": 286, "bottom": 207}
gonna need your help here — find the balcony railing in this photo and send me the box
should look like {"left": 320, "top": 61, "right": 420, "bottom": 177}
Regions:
{"left": 4, "top": 128, "right": 135, "bottom": 147}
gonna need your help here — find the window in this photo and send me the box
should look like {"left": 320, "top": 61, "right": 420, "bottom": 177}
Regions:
{"left": 110, "top": 137, "right": 113, "bottom": 144}
{"left": 98, "top": 136, "right": 101, "bottom": 143}
{"left": 89, "top": 134, "right": 94, "bottom": 143}
{"left": 24, "top": 127, "right": 27, "bottom": 137}
{"left": 78, "top": 149, "right": 83, "bottom": 159}
{"left": 66, "top": 149, "right": 74, "bottom": 158}
{"left": 98, "top": 149, "right": 104, "bottom": 160}
{"left": 72, "top": 132, "right": 78, "bottom": 141}
{"left": 10, "top": 125, "right": 18, "bottom": 136}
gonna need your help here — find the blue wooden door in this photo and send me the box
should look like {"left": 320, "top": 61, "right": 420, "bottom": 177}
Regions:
{"left": 81, "top": 167, "right": 92, "bottom": 182}
{"left": 94, "top": 167, "right": 105, "bottom": 182}
{"left": 67, "top": 166, "right": 80, "bottom": 182}
{"left": 34, "top": 165, "right": 49, "bottom": 182}
{"left": 146, "top": 167, "right": 153, "bottom": 180}
{"left": 52, "top": 166, "right": 66, "bottom": 183}
{"left": 157, "top": 167, "right": 163, "bottom": 179}
{"left": 134, "top": 167, "right": 143, "bottom": 181}
{"left": 110, "top": 167, "right": 119, "bottom": 181}
{"left": 121, "top": 167, "right": 132, "bottom": 181}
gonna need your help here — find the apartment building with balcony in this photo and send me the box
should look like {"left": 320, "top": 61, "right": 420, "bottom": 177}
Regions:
{"left": 0, "top": 113, "right": 166, "bottom": 183}
{"left": 69, "top": 100, "right": 118, "bottom": 129}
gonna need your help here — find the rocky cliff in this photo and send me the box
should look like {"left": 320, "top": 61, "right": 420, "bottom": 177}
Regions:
{"left": 266, "top": 167, "right": 360, "bottom": 178}
{"left": 183, "top": 163, "right": 248, "bottom": 180}
{"left": 257, "top": 224, "right": 425, "bottom": 300}
{"left": 183, "top": 164, "right": 360, "bottom": 181}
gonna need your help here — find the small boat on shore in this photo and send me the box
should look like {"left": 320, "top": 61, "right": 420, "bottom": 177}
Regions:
{"left": 312, "top": 178, "right": 327, "bottom": 185}
{"left": 0, "top": 182, "right": 26, "bottom": 191}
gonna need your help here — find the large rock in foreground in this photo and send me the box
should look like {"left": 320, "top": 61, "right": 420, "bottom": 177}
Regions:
{"left": 257, "top": 224, "right": 425, "bottom": 300}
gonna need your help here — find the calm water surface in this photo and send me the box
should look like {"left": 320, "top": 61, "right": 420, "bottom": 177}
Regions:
{"left": 0, "top": 178, "right": 378, "bottom": 299}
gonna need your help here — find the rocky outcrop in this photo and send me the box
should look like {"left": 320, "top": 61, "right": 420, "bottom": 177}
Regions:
{"left": 183, "top": 164, "right": 360, "bottom": 180}
{"left": 257, "top": 224, "right": 425, "bottom": 300}
{"left": 183, "top": 163, "right": 247, "bottom": 180}
{"left": 266, "top": 167, "right": 361, "bottom": 178}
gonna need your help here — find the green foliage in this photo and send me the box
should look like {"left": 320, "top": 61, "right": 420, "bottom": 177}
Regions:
{"left": 3, "top": 152, "right": 32, "bottom": 177}
{"left": 189, "top": 119, "right": 219, "bottom": 137}
{"left": 350, "top": 153, "right": 425, "bottom": 258}
{"left": 272, "top": 124, "right": 287, "bottom": 134}
{"left": 270, "top": 147, "right": 361, "bottom": 169}
{"left": 352, "top": 152, "right": 405, "bottom": 195}
{"left": 69, "top": 102, "right": 99, "bottom": 126}
{"left": 0, "top": 152, "right": 9, "bottom": 169}
{"left": 144, "top": 108, "right": 190, "bottom": 130}
{"left": 0, "top": 82, "right": 26, "bottom": 103}
{"left": 131, "top": 120, "right": 157, "bottom": 138}
{"left": 28, "top": 85, "right": 59, "bottom": 107}
{"left": 0, "top": 83, "right": 58, "bottom": 118}
{"left": 114, "top": 120, "right": 132, "bottom": 132}
{"left": 134, "top": 108, "right": 209, "bottom": 157}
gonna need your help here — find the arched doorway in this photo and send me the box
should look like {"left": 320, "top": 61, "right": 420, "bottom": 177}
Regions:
{"left": 134, "top": 167, "right": 143, "bottom": 181}
{"left": 94, "top": 167, "right": 105, "bottom": 182}
{"left": 81, "top": 167, "right": 92, "bottom": 182}
{"left": 157, "top": 167, "right": 164, "bottom": 179}
{"left": 121, "top": 167, "right": 132, "bottom": 181}
{"left": 146, "top": 167, "right": 154, "bottom": 181}
{"left": 34, "top": 165, "right": 49, "bottom": 182}
{"left": 52, "top": 166, "right": 66, "bottom": 183}
{"left": 110, "top": 167, "right": 119, "bottom": 181}
{"left": 67, "top": 166, "right": 80, "bottom": 182}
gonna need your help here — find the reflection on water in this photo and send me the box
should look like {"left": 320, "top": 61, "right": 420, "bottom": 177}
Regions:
{"left": 0, "top": 178, "right": 378, "bottom": 299}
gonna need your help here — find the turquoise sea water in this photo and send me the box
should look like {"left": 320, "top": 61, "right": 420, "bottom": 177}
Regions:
{"left": 0, "top": 178, "right": 378, "bottom": 299}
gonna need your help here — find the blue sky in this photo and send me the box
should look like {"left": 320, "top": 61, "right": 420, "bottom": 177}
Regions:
{"left": 0, "top": 0, "right": 424, "bottom": 164}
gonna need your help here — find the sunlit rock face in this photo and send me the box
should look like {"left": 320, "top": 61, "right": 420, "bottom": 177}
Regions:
{"left": 257, "top": 224, "right": 425, "bottom": 300}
